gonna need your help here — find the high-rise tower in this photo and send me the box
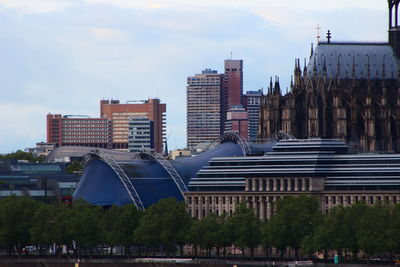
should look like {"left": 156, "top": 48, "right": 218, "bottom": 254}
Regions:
{"left": 186, "top": 69, "right": 224, "bottom": 149}
{"left": 223, "top": 59, "right": 243, "bottom": 113}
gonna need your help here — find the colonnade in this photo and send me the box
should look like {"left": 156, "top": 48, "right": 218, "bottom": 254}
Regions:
{"left": 245, "top": 177, "right": 312, "bottom": 192}
{"left": 186, "top": 192, "right": 400, "bottom": 220}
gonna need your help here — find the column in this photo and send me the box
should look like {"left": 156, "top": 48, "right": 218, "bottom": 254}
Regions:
{"left": 280, "top": 179, "right": 285, "bottom": 191}
{"left": 260, "top": 198, "right": 265, "bottom": 220}
{"left": 266, "top": 201, "right": 272, "bottom": 219}
{"left": 328, "top": 196, "right": 333, "bottom": 209}
{"left": 266, "top": 179, "right": 270, "bottom": 191}
{"left": 302, "top": 178, "right": 306, "bottom": 191}
{"left": 273, "top": 179, "right": 277, "bottom": 191}
{"left": 245, "top": 179, "right": 249, "bottom": 191}
{"left": 309, "top": 178, "right": 313, "bottom": 191}
{"left": 252, "top": 179, "right": 257, "bottom": 191}
{"left": 294, "top": 178, "right": 299, "bottom": 191}
{"left": 288, "top": 179, "right": 292, "bottom": 192}
{"left": 205, "top": 196, "right": 209, "bottom": 216}
{"left": 259, "top": 179, "right": 263, "bottom": 191}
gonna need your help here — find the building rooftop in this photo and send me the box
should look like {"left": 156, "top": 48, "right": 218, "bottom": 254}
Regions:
{"left": 307, "top": 42, "right": 399, "bottom": 79}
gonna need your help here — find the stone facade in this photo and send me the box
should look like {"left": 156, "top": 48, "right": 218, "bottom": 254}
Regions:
{"left": 185, "top": 183, "right": 400, "bottom": 220}
{"left": 259, "top": 63, "right": 400, "bottom": 152}
{"left": 259, "top": 3, "right": 400, "bottom": 152}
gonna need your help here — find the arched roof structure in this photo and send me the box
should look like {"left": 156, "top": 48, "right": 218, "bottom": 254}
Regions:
{"left": 73, "top": 133, "right": 276, "bottom": 209}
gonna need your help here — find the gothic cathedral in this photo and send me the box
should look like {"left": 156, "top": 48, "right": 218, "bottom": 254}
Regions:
{"left": 259, "top": 1, "right": 400, "bottom": 152}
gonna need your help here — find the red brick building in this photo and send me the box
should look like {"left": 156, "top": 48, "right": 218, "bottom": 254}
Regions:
{"left": 46, "top": 114, "right": 111, "bottom": 148}
{"left": 100, "top": 99, "right": 166, "bottom": 152}
{"left": 225, "top": 106, "right": 248, "bottom": 139}
{"left": 46, "top": 98, "right": 166, "bottom": 153}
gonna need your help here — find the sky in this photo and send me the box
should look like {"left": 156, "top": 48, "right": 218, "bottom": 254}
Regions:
{"left": 0, "top": 0, "right": 388, "bottom": 153}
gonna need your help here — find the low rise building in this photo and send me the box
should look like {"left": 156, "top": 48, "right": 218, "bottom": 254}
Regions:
{"left": 185, "top": 139, "right": 400, "bottom": 219}
{"left": 46, "top": 114, "right": 111, "bottom": 149}
{"left": 0, "top": 159, "right": 79, "bottom": 202}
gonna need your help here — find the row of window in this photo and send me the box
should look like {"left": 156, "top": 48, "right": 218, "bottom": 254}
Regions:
{"left": 325, "top": 195, "right": 398, "bottom": 206}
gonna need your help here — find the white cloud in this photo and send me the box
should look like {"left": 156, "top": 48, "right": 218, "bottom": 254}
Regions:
{"left": 0, "top": 0, "right": 76, "bottom": 14}
{"left": 84, "top": 0, "right": 384, "bottom": 11}
{"left": 89, "top": 27, "right": 128, "bottom": 40}
{"left": 84, "top": 0, "right": 166, "bottom": 10}
{"left": 0, "top": 0, "right": 390, "bottom": 153}
{"left": 0, "top": 103, "right": 49, "bottom": 152}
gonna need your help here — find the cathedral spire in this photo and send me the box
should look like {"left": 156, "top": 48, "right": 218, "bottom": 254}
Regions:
{"left": 310, "top": 43, "right": 314, "bottom": 59}
{"left": 274, "top": 76, "right": 281, "bottom": 95}
{"left": 290, "top": 75, "right": 294, "bottom": 89}
{"left": 313, "top": 56, "right": 317, "bottom": 76}
{"left": 298, "top": 59, "right": 302, "bottom": 75}
{"left": 268, "top": 76, "right": 273, "bottom": 95}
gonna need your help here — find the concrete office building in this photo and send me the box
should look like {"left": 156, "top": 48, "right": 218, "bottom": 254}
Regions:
{"left": 225, "top": 105, "right": 248, "bottom": 139}
{"left": 224, "top": 59, "right": 243, "bottom": 109}
{"left": 46, "top": 114, "right": 112, "bottom": 148}
{"left": 243, "top": 90, "right": 263, "bottom": 142}
{"left": 223, "top": 59, "right": 244, "bottom": 129}
{"left": 100, "top": 99, "right": 166, "bottom": 153}
{"left": 185, "top": 139, "right": 400, "bottom": 220}
{"left": 128, "top": 116, "right": 154, "bottom": 153}
{"left": 186, "top": 69, "right": 225, "bottom": 149}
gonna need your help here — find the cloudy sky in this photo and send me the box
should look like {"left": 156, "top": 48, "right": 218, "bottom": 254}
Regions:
{"left": 0, "top": 0, "right": 387, "bottom": 153}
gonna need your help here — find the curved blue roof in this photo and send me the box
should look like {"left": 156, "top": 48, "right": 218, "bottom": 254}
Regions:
{"left": 73, "top": 141, "right": 276, "bottom": 208}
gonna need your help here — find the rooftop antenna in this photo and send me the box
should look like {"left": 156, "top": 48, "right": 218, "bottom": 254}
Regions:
{"left": 326, "top": 30, "right": 332, "bottom": 43}
{"left": 316, "top": 24, "right": 321, "bottom": 43}
{"left": 230, "top": 51, "right": 233, "bottom": 59}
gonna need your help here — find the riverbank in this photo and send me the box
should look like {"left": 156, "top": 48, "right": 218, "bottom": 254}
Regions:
{"left": 0, "top": 258, "right": 395, "bottom": 267}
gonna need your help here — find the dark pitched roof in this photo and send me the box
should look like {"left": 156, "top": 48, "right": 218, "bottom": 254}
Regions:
{"left": 307, "top": 42, "right": 399, "bottom": 80}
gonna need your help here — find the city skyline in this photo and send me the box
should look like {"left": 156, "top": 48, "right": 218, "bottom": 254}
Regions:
{"left": 0, "top": 0, "right": 387, "bottom": 153}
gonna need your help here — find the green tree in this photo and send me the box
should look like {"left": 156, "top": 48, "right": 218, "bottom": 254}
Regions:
{"left": 357, "top": 204, "right": 390, "bottom": 258}
{"left": 386, "top": 204, "right": 400, "bottom": 260}
{"left": 261, "top": 220, "right": 273, "bottom": 258}
{"left": 229, "top": 202, "right": 261, "bottom": 257}
{"left": 66, "top": 161, "right": 84, "bottom": 174}
{"left": 301, "top": 212, "right": 330, "bottom": 260}
{"left": 102, "top": 204, "right": 141, "bottom": 256}
{"left": 215, "top": 213, "right": 235, "bottom": 257}
{"left": 0, "top": 150, "right": 43, "bottom": 162}
{"left": 68, "top": 200, "right": 103, "bottom": 258}
{"left": 268, "top": 195, "right": 319, "bottom": 259}
{"left": 30, "top": 203, "right": 72, "bottom": 256}
{"left": 187, "top": 214, "right": 221, "bottom": 256}
{"left": 0, "top": 196, "right": 40, "bottom": 255}
{"left": 134, "top": 198, "right": 191, "bottom": 256}
{"left": 187, "top": 218, "right": 203, "bottom": 257}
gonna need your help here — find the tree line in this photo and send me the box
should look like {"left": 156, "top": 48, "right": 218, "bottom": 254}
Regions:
{"left": 0, "top": 150, "right": 45, "bottom": 163}
{"left": 1, "top": 194, "right": 400, "bottom": 261}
